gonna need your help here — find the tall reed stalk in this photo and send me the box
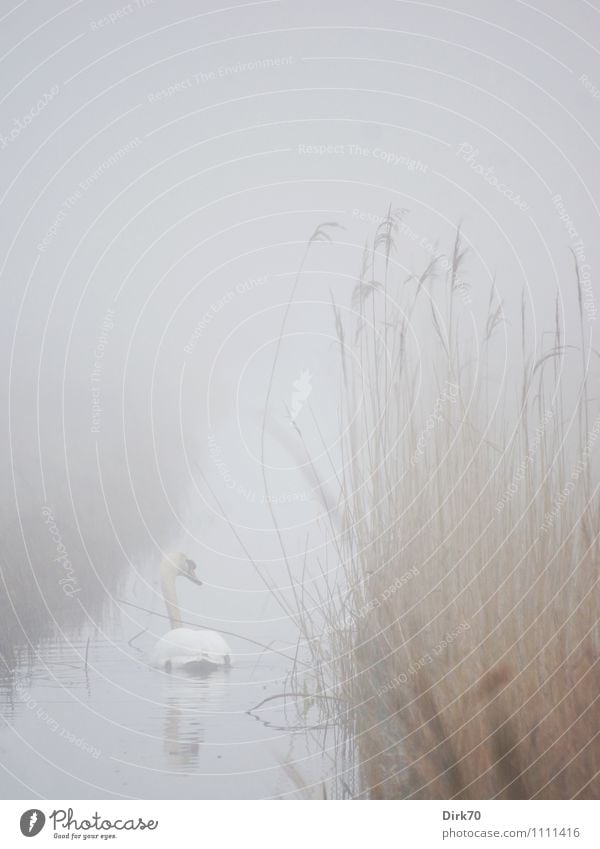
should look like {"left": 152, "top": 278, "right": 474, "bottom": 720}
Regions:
{"left": 284, "top": 212, "right": 599, "bottom": 799}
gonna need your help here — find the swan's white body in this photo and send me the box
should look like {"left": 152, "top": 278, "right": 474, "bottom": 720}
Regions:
{"left": 149, "top": 627, "right": 231, "bottom": 669}
{"left": 149, "top": 552, "right": 232, "bottom": 671}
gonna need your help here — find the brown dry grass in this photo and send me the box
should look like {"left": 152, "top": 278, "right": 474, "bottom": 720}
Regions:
{"left": 285, "top": 211, "right": 600, "bottom": 799}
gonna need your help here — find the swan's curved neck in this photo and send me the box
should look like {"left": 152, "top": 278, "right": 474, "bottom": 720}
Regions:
{"left": 161, "top": 569, "right": 183, "bottom": 629}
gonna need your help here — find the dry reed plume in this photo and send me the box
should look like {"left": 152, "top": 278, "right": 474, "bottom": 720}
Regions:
{"left": 282, "top": 210, "right": 600, "bottom": 799}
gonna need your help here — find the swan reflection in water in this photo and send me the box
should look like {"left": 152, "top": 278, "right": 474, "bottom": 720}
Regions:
{"left": 159, "top": 664, "right": 231, "bottom": 768}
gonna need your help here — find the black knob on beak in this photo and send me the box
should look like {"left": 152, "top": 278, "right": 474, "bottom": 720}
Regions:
{"left": 185, "top": 559, "right": 202, "bottom": 585}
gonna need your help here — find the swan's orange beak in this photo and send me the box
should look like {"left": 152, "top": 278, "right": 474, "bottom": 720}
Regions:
{"left": 185, "top": 559, "right": 203, "bottom": 585}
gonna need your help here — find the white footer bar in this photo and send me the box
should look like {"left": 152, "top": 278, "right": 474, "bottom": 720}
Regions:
{"left": 0, "top": 800, "right": 598, "bottom": 847}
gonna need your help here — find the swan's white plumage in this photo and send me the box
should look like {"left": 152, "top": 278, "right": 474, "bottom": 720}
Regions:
{"left": 149, "top": 627, "right": 231, "bottom": 669}
{"left": 149, "top": 552, "right": 232, "bottom": 671}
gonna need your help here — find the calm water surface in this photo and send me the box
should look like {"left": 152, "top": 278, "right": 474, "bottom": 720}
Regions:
{"left": 0, "top": 637, "right": 333, "bottom": 799}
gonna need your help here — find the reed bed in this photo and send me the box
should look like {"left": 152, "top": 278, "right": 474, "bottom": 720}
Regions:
{"left": 282, "top": 211, "right": 600, "bottom": 799}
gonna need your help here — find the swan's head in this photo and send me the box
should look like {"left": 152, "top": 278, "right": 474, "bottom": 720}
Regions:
{"left": 161, "top": 551, "right": 203, "bottom": 586}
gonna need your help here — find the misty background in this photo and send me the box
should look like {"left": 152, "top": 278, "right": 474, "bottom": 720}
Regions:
{"left": 0, "top": 0, "right": 598, "bottom": 798}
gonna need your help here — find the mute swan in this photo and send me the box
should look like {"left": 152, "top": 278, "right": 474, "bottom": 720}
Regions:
{"left": 149, "top": 552, "right": 232, "bottom": 671}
